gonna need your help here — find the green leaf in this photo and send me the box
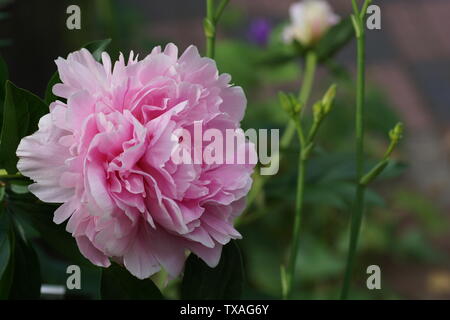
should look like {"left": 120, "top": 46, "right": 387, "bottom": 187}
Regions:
{"left": 0, "top": 54, "right": 8, "bottom": 129}
{"left": 83, "top": 38, "right": 112, "bottom": 61}
{"left": 0, "top": 235, "right": 14, "bottom": 300}
{"left": 101, "top": 263, "right": 163, "bottom": 300}
{"left": 0, "top": 81, "right": 48, "bottom": 173}
{"left": 0, "top": 209, "right": 11, "bottom": 280}
{"left": 8, "top": 229, "right": 41, "bottom": 299}
{"left": 0, "top": 54, "right": 7, "bottom": 103}
{"left": 44, "top": 72, "right": 61, "bottom": 106}
{"left": 181, "top": 241, "right": 244, "bottom": 299}
{"left": 6, "top": 192, "right": 89, "bottom": 267}
{"left": 316, "top": 17, "right": 354, "bottom": 62}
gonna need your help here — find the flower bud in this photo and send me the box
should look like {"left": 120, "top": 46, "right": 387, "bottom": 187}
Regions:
{"left": 321, "top": 84, "right": 336, "bottom": 114}
{"left": 312, "top": 101, "right": 324, "bottom": 122}
{"left": 282, "top": 0, "right": 340, "bottom": 46}
{"left": 279, "top": 92, "right": 302, "bottom": 117}
{"left": 389, "top": 122, "right": 404, "bottom": 143}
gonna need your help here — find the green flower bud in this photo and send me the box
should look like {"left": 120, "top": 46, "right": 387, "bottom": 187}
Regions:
{"left": 278, "top": 92, "right": 302, "bottom": 117}
{"left": 322, "top": 84, "right": 337, "bottom": 114}
{"left": 312, "top": 101, "right": 324, "bottom": 122}
{"left": 389, "top": 122, "right": 403, "bottom": 143}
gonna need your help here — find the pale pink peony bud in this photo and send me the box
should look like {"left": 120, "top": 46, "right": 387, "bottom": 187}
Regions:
{"left": 283, "top": 0, "right": 340, "bottom": 46}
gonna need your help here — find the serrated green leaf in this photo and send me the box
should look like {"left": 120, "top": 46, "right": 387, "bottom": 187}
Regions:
{"left": 101, "top": 263, "right": 163, "bottom": 300}
{"left": 0, "top": 81, "right": 48, "bottom": 173}
{"left": 181, "top": 241, "right": 244, "bottom": 299}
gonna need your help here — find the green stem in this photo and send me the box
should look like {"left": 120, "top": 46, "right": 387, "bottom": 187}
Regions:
{"left": 298, "top": 51, "right": 317, "bottom": 105}
{"left": 215, "top": 0, "right": 230, "bottom": 22}
{"left": 205, "top": 0, "right": 216, "bottom": 58}
{"left": 285, "top": 121, "right": 307, "bottom": 299}
{"left": 0, "top": 174, "right": 23, "bottom": 180}
{"left": 341, "top": 183, "right": 366, "bottom": 299}
{"left": 341, "top": 3, "right": 367, "bottom": 300}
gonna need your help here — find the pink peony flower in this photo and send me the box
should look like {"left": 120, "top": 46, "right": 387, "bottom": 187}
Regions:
{"left": 16, "top": 44, "right": 255, "bottom": 279}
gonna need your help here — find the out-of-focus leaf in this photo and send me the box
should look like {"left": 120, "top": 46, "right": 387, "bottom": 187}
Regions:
{"left": 0, "top": 234, "right": 14, "bottom": 299}
{"left": 215, "top": 41, "right": 261, "bottom": 90}
{"left": 261, "top": 23, "right": 304, "bottom": 66}
{"left": 395, "top": 190, "right": 448, "bottom": 235}
{"left": 259, "top": 60, "right": 300, "bottom": 85}
{"left": 305, "top": 183, "right": 348, "bottom": 209}
{"left": 8, "top": 229, "right": 41, "bottom": 299}
{"left": 296, "top": 236, "right": 344, "bottom": 281}
{"left": 0, "top": 54, "right": 7, "bottom": 130}
{"left": 84, "top": 38, "right": 112, "bottom": 61}
{"left": 44, "top": 72, "right": 60, "bottom": 106}
{"left": 181, "top": 241, "right": 244, "bottom": 299}
{"left": 316, "top": 17, "right": 354, "bottom": 62}
{"left": 394, "top": 229, "right": 445, "bottom": 263}
{"left": 101, "top": 263, "right": 163, "bottom": 300}
{"left": 376, "top": 160, "right": 408, "bottom": 181}
{"left": 0, "top": 209, "right": 11, "bottom": 280}
{"left": 0, "top": 81, "right": 48, "bottom": 173}
{"left": 6, "top": 192, "right": 88, "bottom": 266}
{"left": 0, "top": 54, "right": 7, "bottom": 103}
{"left": 257, "top": 45, "right": 299, "bottom": 67}
{"left": 9, "top": 184, "right": 29, "bottom": 194}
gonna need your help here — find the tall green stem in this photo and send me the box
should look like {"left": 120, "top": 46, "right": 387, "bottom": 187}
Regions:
{"left": 204, "top": 0, "right": 230, "bottom": 59}
{"left": 283, "top": 51, "right": 317, "bottom": 299}
{"left": 285, "top": 120, "right": 307, "bottom": 299}
{"left": 341, "top": 0, "right": 368, "bottom": 300}
{"left": 205, "top": 0, "right": 215, "bottom": 58}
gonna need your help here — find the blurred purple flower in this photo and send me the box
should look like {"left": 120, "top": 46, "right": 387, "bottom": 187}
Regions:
{"left": 247, "top": 18, "right": 271, "bottom": 47}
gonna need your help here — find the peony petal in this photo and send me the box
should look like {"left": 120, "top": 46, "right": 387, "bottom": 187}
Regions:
{"left": 76, "top": 236, "right": 111, "bottom": 267}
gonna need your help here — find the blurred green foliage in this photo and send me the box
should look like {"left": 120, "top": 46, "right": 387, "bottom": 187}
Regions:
{"left": 211, "top": 29, "right": 448, "bottom": 299}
